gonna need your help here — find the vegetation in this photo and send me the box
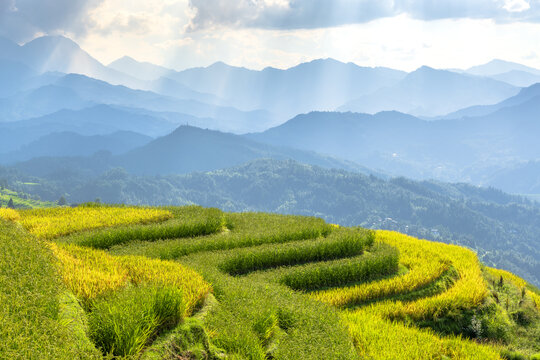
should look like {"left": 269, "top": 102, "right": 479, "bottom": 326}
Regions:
{"left": 60, "top": 206, "right": 226, "bottom": 249}
{"left": 50, "top": 242, "right": 211, "bottom": 315}
{"left": 0, "top": 187, "right": 55, "bottom": 209}
{"left": 3, "top": 158, "right": 539, "bottom": 287}
{"left": 219, "top": 228, "right": 374, "bottom": 275}
{"left": 88, "top": 284, "right": 185, "bottom": 357}
{"left": 280, "top": 242, "right": 399, "bottom": 291}
{"left": 18, "top": 204, "right": 173, "bottom": 239}
{"left": 0, "top": 219, "right": 99, "bottom": 359}
{"left": 3, "top": 204, "right": 540, "bottom": 359}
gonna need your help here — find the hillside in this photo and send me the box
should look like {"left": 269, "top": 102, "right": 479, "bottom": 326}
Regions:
{"left": 0, "top": 131, "right": 152, "bottom": 164}
{"left": 1, "top": 205, "right": 539, "bottom": 359}
{"left": 0, "top": 105, "right": 174, "bottom": 153}
{"left": 3, "top": 159, "right": 539, "bottom": 287}
{"left": 116, "top": 125, "right": 369, "bottom": 175}
{"left": 0, "top": 187, "right": 55, "bottom": 208}
{"left": 248, "top": 108, "right": 540, "bottom": 188}
{"left": 443, "top": 82, "right": 540, "bottom": 119}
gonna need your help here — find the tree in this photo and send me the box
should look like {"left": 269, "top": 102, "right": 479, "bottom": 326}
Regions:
{"left": 58, "top": 196, "right": 67, "bottom": 206}
{"left": 7, "top": 198, "right": 14, "bottom": 209}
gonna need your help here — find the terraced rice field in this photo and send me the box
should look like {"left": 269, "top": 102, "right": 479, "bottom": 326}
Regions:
{"left": 3, "top": 205, "right": 538, "bottom": 359}
{"left": 109, "top": 211, "right": 504, "bottom": 359}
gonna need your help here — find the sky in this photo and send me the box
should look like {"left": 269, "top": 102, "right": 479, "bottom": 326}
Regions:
{"left": 1, "top": 0, "right": 540, "bottom": 71}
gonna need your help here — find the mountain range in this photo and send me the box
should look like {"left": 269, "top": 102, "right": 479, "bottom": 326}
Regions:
{"left": 2, "top": 34, "right": 540, "bottom": 197}
{"left": 249, "top": 84, "right": 540, "bottom": 189}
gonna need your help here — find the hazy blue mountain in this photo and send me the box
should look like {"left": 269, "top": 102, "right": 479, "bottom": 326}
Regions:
{"left": 490, "top": 70, "right": 540, "bottom": 87}
{"left": 108, "top": 56, "right": 172, "bottom": 81}
{"left": 466, "top": 59, "right": 540, "bottom": 77}
{"left": 0, "top": 36, "right": 140, "bottom": 87}
{"left": 0, "top": 131, "right": 152, "bottom": 164}
{"left": 443, "top": 82, "right": 540, "bottom": 119}
{"left": 109, "top": 57, "right": 223, "bottom": 103}
{"left": 339, "top": 66, "right": 519, "bottom": 116}
{"left": 145, "top": 77, "right": 223, "bottom": 105}
{"left": 0, "top": 59, "right": 38, "bottom": 96}
{"left": 0, "top": 73, "right": 275, "bottom": 132}
{"left": 249, "top": 102, "right": 540, "bottom": 182}
{"left": 53, "top": 74, "right": 275, "bottom": 132}
{"left": 486, "top": 161, "right": 540, "bottom": 195}
{"left": 0, "top": 105, "right": 175, "bottom": 153}
{"left": 167, "top": 59, "right": 406, "bottom": 118}
{"left": 117, "top": 125, "right": 373, "bottom": 176}
{"left": 0, "top": 84, "right": 93, "bottom": 122}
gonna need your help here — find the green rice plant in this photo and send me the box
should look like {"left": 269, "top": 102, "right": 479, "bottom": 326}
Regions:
{"left": 61, "top": 206, "right": 225, "bottom": 249}
{"left": 219, "top": 228, "right": 374, "bottom": 275}
{"left": 88, "top": 284, "right": 185, "bottom": 357}
{"left": 313, "top": 230, "right": 453, "bottom": 307}
{"left": 280, "top": 243, "right": 399, "bottom": 291}
{"left": 0, "top": 220, "right": 99, "bottom": 359}
{"left": 111, "top": 212, "right": 333, "bottom": 259}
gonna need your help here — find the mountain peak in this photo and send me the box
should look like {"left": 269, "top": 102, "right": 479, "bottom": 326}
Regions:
{"left": 414, "top": 65, "right": 438, "bottom": 73}
{"left": 109, "top": 56, "right": 138, "bottom": 66}
{"left": 467, "top": 59, "right": 540, "bottom": 76}
{"left": 23, "top": 35, "right": 81, "bottom": 50}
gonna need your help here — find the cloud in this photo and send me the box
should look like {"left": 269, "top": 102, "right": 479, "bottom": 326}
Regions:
{"left": 0, "top": 0, "right": 104, "bottom": 42}
{"left": 186, "top": 0, "right": 397, "bottom": 30}
{"left": 186, "top": 0, "right": 540, "bottom": 31}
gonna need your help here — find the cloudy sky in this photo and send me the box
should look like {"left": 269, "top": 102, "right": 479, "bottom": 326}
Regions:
{"left": 1, "top": 0, "right": 540, "bottom": 71}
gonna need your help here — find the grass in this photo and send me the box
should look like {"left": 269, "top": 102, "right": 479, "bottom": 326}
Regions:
{"left": 312, "top": 230, "right": 453, "bottom": 307}
{"left": 6, "top": 205, "right": 540, "bottom": 359}
{"left": 219, "top": 228, "right": 374, "bottom": 275}
{"left": 88, "top": 284, "right": 185, "bottom": 357}
{"left": 0, "top": 219, "right": 100, "bottom": 359}
{"left": 61, "top": 206, "right": 226, "bottom": 249}
{"left": 0, "top": 208, "right": 20, "bottom": 222}
{"left": 344, "top": 310, "right": 502, "bottom": 359}
{"left": 17, "top": 204, "right": 173, "bottom": 239}
{"left": 0, "top": 187, "right": 55, "bottom": 209}
{"left": 279, "top": 243, "right": 399, "bottom": 291}
{"left": 110, "top": 212, "right": 332, "bottom": 259}
{"left": 50, "top": 242, "right": 211, "bottom": 315}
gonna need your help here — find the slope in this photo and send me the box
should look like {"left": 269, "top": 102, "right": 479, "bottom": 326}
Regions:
{"left": 339, "top": 66, "right": 518, "bottom": 116}
{"left": 0, "top": 105, "right": 175, "bottom": 153}
{"left": 117, "top": 125, "right": 370, "bottom": 176}
{"left": 249, "top": 105, "right": 540, "bottom": 184}
{"left": 0, "top": 131, "right": 153, "bottom": 164}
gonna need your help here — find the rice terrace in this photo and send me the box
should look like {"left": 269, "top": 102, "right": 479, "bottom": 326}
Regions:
{"left": 1, "top": 204, "right": 539, "bottom": 359}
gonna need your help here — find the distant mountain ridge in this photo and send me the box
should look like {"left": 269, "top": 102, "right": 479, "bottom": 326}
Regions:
{"left": 443, "top": 82, "right": 540, "bottom": 119}
{"left": 0, "top": 35, "right": 139, "bottom": 86}
{"left": 466, "top": 59, "right": 540, "bottom": 77}
{"left": 0, "top": 105, "right": 175, "bottom": 153}
{"left": 116, "top": 125, "right": 373, "bottom": 176}
{"left": 339, "top": 66, "right": 519, "bottom": 116}
{"left": 249, "top": 99, "right": 540, "bottom": 187}
{"left": 0, "top": 131, "right": 152, "bottom": 164}
{"left": 147, "top": 58, "right": 407, "bottom": 119}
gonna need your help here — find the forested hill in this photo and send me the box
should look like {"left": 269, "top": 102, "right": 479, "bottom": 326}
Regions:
{"left": 2, "top": 159, "right": 539, "bottom": 286}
